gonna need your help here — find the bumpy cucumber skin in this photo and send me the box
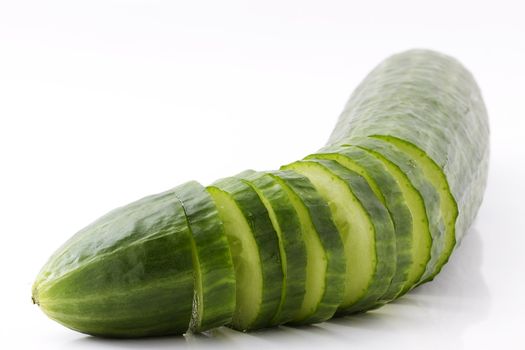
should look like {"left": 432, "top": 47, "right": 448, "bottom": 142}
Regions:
{"left": 208, "top": 177, "right": 283, "bottom": 331}
{"left": 351, "top": 137, "right": 444, "bottom": 284}
{"left": 309, "top": 145, "right": 413, "bottom": 302}
{"left": 271, "top": 170, "right": 346, "bottom": 325}
{"left": 285, "top": 159, "right": 396, "bottom": 313}
{"left": 328, "top": 49, "right": 489, "bottom": 243}
{"left": 32, "top": 190, "right": 194, "bottom": 338}
{"left": 174, "top": 181, "right": 236, "bottom": 333}
{"left": 236, "top": 171, "right": 308, "bottom": 326}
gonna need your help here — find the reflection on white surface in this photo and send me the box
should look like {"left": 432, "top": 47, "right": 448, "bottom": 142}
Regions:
{"left": 63, "top": 227, "right": 489, "bottom": 350}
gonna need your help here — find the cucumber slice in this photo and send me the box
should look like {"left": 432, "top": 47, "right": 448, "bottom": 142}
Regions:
{"left": 207, "top": 177, "right": 283, "bottom": 331}
{"left": 351, "top": 137, "right": 444, "bottom": 284}
{"left": 373, "top": 135, "right": 458, "bottom": 278}
{"left": 236, "top": 171, "right": 308, "bottom": 326}
{"left": 269, "top": 170, "right": 346, "bottom": 324}
{"left": 328, "top": 49, "right": 489, "bottom": 243}
{"left": 308, "top": 145, "right": 413, "bottom": 302}
{"left": 174, "top": 181, "right": 236, "bottom": 332}
{"left": 32, "top": 190, "right": 194, "bottom": 337}
{"left": 283, "top": 159, "right": 396, "bottom": 313}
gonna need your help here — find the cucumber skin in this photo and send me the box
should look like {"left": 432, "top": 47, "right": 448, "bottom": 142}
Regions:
{"left": 328, "top": 49, "right": 489, "bottom": 243}
{"left": 271, "top": 170, "right": 346, "bottom": 325}
{"left": 32, "top": 190, "right": 194, "bottom": 338}
{"left": 309, "top": 146, "right": 413, "bottom": 302}
{"left": 286, "top": 159, "right": 396, "bottom": 313}
{"left": 237, "top": 171, "right": 308, "bottom": 326}
{"left": 208, "top": 177, "right": 283, "bottom": 331}
{"left": 174, "top": 181, "right": 236, "bottom": 333}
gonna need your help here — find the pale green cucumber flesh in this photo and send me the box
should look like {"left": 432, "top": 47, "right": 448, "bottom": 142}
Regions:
{"left": 32, "top": 190, "right": 194, "bottom": 338}
{"left": 236, "top": 171, "right": 307, "bottom": 326}
{"left": 174, "top": 181, "right": 236, "bottom": 332}
{"left": 208, "top": 177, "right": 283, "bottom": 331}
{"left": 270, "top": 170, "right": 345, "bottom": 324}
{"left": 309, "top": 145, "right": 413, "bottom": 302}
{"left": 284, "top": 159, "right": 396, "bottom": 313}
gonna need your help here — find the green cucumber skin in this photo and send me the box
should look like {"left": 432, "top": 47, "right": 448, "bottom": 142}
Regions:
{"left": 32, "top": 190, "right": 194, "bottom": 338}
{"left": 287, "top": 159, "right": 396, "bottom": 313}
{"left": 271, "top": 170, "right": 346, "bottom": 325}
{"left": 208, "top": 177, "right": 283, "bottom": 331}
{"left": 174, "top": 181, "right": 236, "bottom": 332}
{"left": 328, "top": 49, "right": 489, "bottom": 243}
{"left": 308, "top": 145, "right": 413, "bottom": 302}
{"left": 351, "top": 137, "right": 444, "bottom": 284}
{"left": 236, "top": 171, "right": 308, "bottom": 326}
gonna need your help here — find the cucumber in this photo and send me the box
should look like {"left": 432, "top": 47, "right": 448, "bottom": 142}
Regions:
{"left": 236, "top": 171, "right": 308, "bottom": 326}
{"left": 350, "top": 137, "right": 444, "bottom": 284}
{"left": 269, "top": 171, "right": 346, "bottom": 324}
{"left": 328, "top": 49, "right": 489, "bottom": 243}
{"left": 307, "top": 145, "right": 413, "bottom": 301}
{"left": 173, "top": 181, "right": 236, "bottom": 332}
{"left": 207, "top": 177, "right": 283, "bottom": 330}
{"left": 283, "top": 159, "right": 396, "bottom": 313}
{"left": 33, "top": 49, "right": 489, "bottom": 337}
{"left": 32, "top": 189, "right": 194, "bottom": 337}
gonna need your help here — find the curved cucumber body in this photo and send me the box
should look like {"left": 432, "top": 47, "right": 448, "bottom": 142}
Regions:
{"left": 33, "top": 49, "right": 489, "bottom": 337}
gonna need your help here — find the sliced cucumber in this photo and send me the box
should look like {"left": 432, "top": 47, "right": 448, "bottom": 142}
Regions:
{"left": 174, "top": 181, "right": 236, "bottom": 332}
{"left": 207, "top": 177, "right": 283, "bottom": 331}
{"left": 373, "top": 135, "right": 458, "bottom": 277}
{"left": 283, "top": 159, "right": 396, "bottom": 313}
{"left": 308, "top": 145, "right": 413, "bottom": 301}
{"left": 32, "top": 190, "right": 194, "bottom": 337}
{"left": 351, "top": 137, "right": 443, "bottom": 284}
{"left": 269, "top": 170, "right": 346, "bottom": 324}
{"left": 236, "top": 171, "right": 307, "bottom": 326}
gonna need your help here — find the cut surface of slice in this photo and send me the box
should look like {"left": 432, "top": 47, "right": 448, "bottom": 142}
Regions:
{"left": 283, "top": 159, "right": 396, "bottom": 313}
{"left": 373, "top": 135, "right": 458, "bottom": 277}
{"left": 207, "top": 177, "right": 283, "bottom": 331}
{"left": 32, "top": 189, "right": 195, "bottom": 337}
{"left": 236, "top": 170, "right": 307, "bottom": 326}
{"left": 309, "top": 145, "right": 413, "bottom": 301}
{"left": 351, "top": 137, "right": 444, "bottom": 284}
{"left": 269, "top": 170, "right": 346, "bottom": 324}
{"left": 174, "top": 181, "right": 236, "bottom": 332}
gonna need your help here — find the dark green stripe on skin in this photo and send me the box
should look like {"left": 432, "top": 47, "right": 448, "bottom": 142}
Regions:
{"left": 309, "top": 145, "right": 413, "bottom": 302}
{"left": 33, "top": 190, "right": 194, "bottom": 338}
{"left": 174, "top": 181, "right": 236, "bottom": 332}
{"left": 208, "top": 177, "right": 283, "bottom": 331}
{"left": 236, "top": 171, "right": 307, "bottom": 326}
{"left": 271, "top": 170, "right": 346, "bottom": 324}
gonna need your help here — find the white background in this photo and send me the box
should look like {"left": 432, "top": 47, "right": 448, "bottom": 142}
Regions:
{"left": 1, "top": 1, "right": 524, "bottom": 349}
